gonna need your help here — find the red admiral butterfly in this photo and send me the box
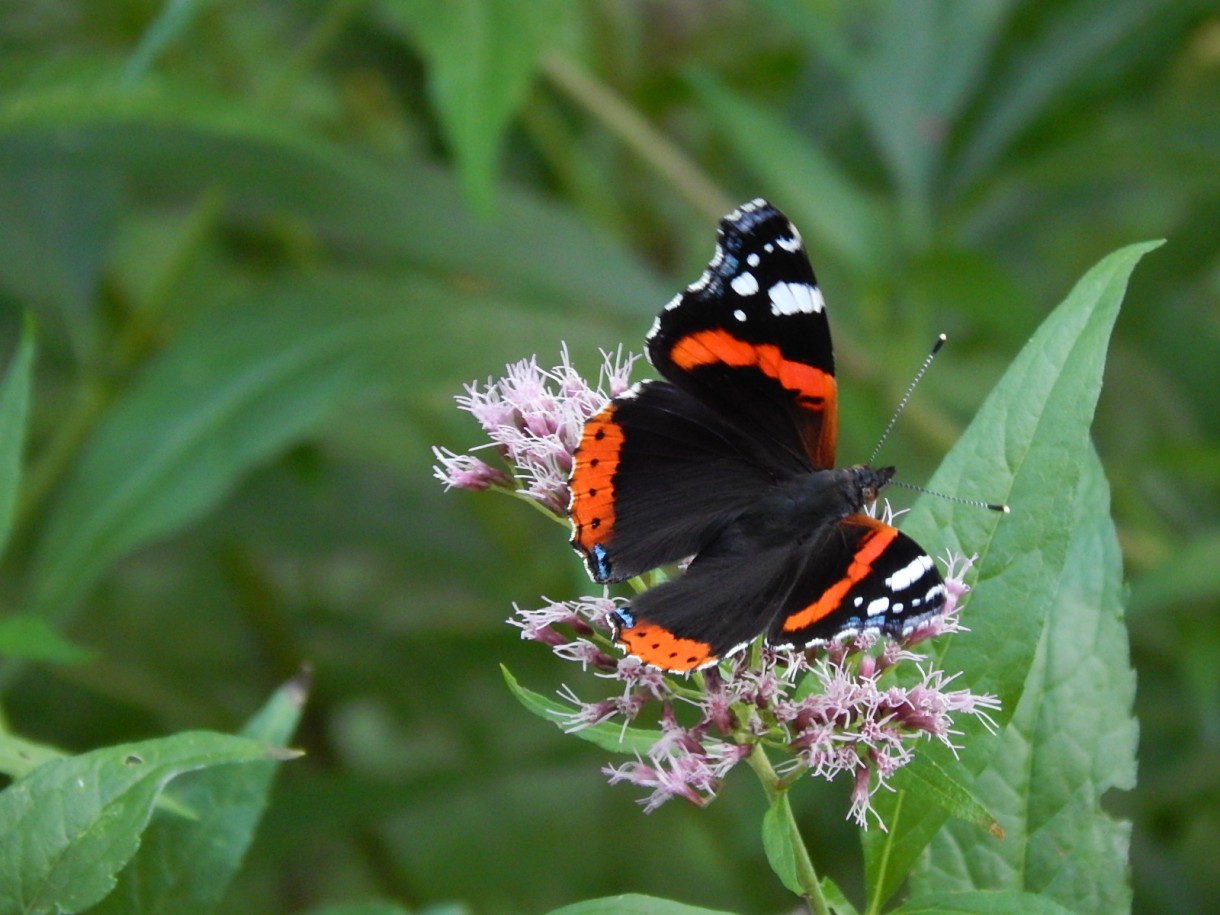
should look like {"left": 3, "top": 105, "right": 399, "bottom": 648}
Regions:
{"left": 568, "top": 199, "right": 948, "bottom": 672}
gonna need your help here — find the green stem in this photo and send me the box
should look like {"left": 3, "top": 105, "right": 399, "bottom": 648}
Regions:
{"left": 541, "top": 54, "right": 734, "bottom": 223}
{"left": 747, "top": 744, "right": 830, "bottom": 915}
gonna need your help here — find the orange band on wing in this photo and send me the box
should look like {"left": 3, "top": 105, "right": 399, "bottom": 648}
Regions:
{"left": 569, "top": 404, "right": 625, "bottom": 555}
{"left": 669, "top": 328, "right": 836, "bottom": 465}
{"left": 780, "top": 523, "right": 898, "bottom": 632}
{"left": 616, "top": 621, "right": 716, "bottom": 672}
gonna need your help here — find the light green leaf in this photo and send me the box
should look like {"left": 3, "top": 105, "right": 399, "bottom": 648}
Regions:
{"left": 862, "top": 241, "right": 1161, "bottom": 903}
{"left": 761, "top": 794, "right": 804, "bottom": 897}
{"left": 900, "top": 754, "right": 1000, "bottom": 836}
{"left": 501, "top": 665, "right": 657, "bottom": 756}
{"left": 547, "top": 895, "right": 738, "bottom": 915}
{"left": 379, "top": 0, "right": 570, "bottom": 210}
{"left": 0, "top": 731, "right": 295, "bottom": 915}
{"left": 893, "top": 889, "right": 1077, "bottom": 914}
{"left": 92, "top": 672, "right": 310, "bottom": 915}
{"left": 0, "top": 314, "right": 34, "bottom": 557}
{"left": 910, "top": 449, "right": 1136, "bottom": 912}
{"left": 123, "top": 0, "right": 212, "bottom": 86}
{"left": 0, "top": 615, "right": 93, "bottom": 665}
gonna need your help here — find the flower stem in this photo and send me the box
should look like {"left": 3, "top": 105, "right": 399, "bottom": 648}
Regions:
{"left": 747, "top": 745, "right": 830, "bottom": 915}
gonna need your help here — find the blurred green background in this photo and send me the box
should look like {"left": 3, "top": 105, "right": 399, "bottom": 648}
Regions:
{"left": 0, "top": 1, "right": 1217, "bottom": 912}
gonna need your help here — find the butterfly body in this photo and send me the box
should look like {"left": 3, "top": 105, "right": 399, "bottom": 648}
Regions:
{"left": 568, "top": 200, "right": 946, "bottom": 672}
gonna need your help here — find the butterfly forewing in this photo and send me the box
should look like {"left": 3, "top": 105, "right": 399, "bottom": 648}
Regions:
{"left": 646, "top": 199, "right": 838, "bottom": 471}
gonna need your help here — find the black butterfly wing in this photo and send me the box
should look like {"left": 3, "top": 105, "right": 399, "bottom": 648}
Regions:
{"left": 611, "top": 537, "right": 805, "bottom": 672}
{"left": 646, "top": 199, "right": 838, "bottom": 473}
{"left": 569, "top": 379, "right": 776, "bottom": 583}
{"left": 768, "top": 513, "right": 947, "bottom": 648}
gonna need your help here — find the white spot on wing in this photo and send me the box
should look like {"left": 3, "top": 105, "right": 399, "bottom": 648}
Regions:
{"left": 747, "top": 252, "right": 761, "bottom": 267}
{"left": 733, "top": 309, "right": 747, "bottom": 322}
{"left": 730, "top": 271, "right": 759, "bottom": 297}
{"left": 886, "top": 554, "right": 934, "bottom": 592}
{"left": 769, "top": 282, "right": 822, "bottom": 316}
{"left": 865, "top": 596, "right": 890, "bottom": 617}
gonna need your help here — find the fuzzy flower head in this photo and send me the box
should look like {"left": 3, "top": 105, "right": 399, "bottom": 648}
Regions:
{"left": 432, "top": 346, "right": 636, "bottom": 514}
{"left": 509, "top": 553, "right": 999, "bottom": 828}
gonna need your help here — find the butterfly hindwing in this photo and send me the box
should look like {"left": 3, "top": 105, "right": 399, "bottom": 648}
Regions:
{"left": 770, "top": 513, "right": 946, "bottom": 648}
{"left": 646, "top": 199, "right": 837, "bottom": 471}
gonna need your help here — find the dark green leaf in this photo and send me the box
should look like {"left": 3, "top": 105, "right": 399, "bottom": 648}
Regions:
{"left": 0, "top": 313, "right": 34, "bottom": 556}
{"left": 0, "top": 732, "right": 292, "bottom": 915}
{"left": 687, "top": 72, "right": 890, "bottom": 274}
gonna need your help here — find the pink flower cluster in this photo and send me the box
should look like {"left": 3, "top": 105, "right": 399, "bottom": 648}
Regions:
{"left": 433, "top": 346, "right": 637, "bottom": 515}
{"left": 436, "top": 350, "right": 999, "bottom": 828}
{"left": 509, "top": 554, "right": 997, "bottom": 826}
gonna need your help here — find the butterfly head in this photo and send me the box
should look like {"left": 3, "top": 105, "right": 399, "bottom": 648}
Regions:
{"left": 847, "top": 465, "right": 896, "bottom": 508}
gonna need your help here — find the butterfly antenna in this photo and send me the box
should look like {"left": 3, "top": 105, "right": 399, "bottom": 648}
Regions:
{"left": 890, "top": 479, "right": 1009, "bottom": 513}
{"left": 869, "top": 333, "right": 947, "bottom": 466}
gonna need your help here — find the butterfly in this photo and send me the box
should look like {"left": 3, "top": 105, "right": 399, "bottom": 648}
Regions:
{"left": 568, "top": 199, "right": 947, "bottom": 672}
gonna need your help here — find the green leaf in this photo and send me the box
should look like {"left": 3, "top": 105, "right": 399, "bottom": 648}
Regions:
{"left": 893, "top": 889, "right": 1078, "bottom": 914}
{"left": 91, "top": 672, "right": 310, "bottom": 915}
{"left": 0, "top": 314, "right": 34, "bottom": 557}
{"left": 0, "top": 85, "right": 669, "bottom": 319}
{"left": 910, "top": 449, "right": 1136, "bottom": 912}
{"left": 295, "top": 904, "right": 416, "bottom": 915}
{"left": 953, "top": 0, "right": 1175, "bottom": 191}
{"left": 900, "top": 754, "right": 1000, "bottom": 836}
{"left": 123, "top": 0, "right": 211, "bottom": 86}
{"left": 25, "top": 293, "right": 375, "bottom": 624}
{"left": 0, "top": 615, "right": 93, "bottom": 665}
{"left": 861, "top": 241, "right": 1161, "bottom": 903}
{"left": 686, "top": 71, "right": 891, "bottom": 274}
{"left": 501, "top": 665, "right": 657, "bottom": 756}
{"left": 378, "top": 0, "right": 569, "bottom": 210}
{"left": 761, "top": 793, "right": 804, "bottom": 897}
{"left": 547, "top": 895, "right": 737, "bottom": 915}
{"left": 0, "top": 731, "right": 294, "bottom": 915}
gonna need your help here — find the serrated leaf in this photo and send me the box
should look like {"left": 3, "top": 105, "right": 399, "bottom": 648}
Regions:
{"left": 547, "top": 895, "right": 737, "bottom": 915}
{"left": 378, "top": 0, "right": 569, "bottom": 210}
{"left": 0, "top": 314, "right": 34, "bottom": 557}
{"left": 910, "top": 449, "right": 1136, "bottom": 912}
{"left": 862, "top": 241, "right": 1160, "bottom": 903}
{"left": 91, "top": 671, "right": 310, "bottom": 915}
{"left": 0, "top": 731, "right": 290, "bottom": 915}
{"left": 500, "top": 665, "right": 656, "bottom": 755}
